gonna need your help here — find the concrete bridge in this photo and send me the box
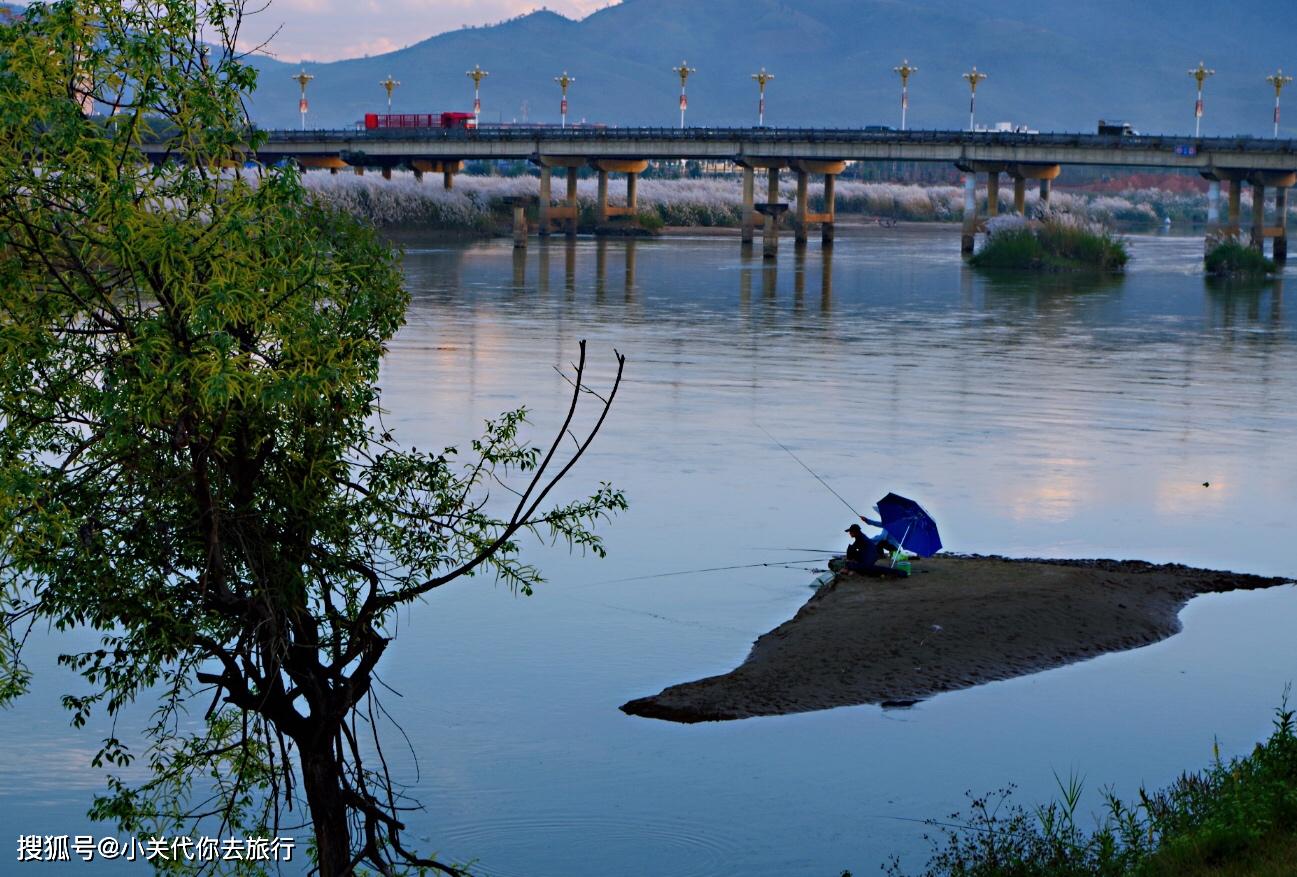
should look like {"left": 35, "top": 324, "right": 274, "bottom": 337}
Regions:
{"left": 168, "top": 126, "right": 1297, "bottom": 260}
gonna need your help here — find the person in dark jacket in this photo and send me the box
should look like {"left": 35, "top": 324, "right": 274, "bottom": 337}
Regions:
{"left": 845, "top": 524, "right": 905, "bottom": 578}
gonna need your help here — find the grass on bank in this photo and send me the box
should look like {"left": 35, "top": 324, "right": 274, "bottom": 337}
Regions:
{"left": 970, "top": 218, "right": 1130, "bottom": 273}
{"left": 882, "top": 700, "right": 1297, "bottom": 877}
{"left": 1205, "top": 240, "right": 1278, "bottom": 277}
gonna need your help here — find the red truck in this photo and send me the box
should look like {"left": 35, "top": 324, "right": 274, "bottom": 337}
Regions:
{"left": 364, "top": 112, "right": 477, "bottom": 130}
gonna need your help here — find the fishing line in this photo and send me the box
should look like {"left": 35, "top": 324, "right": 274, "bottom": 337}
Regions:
{"left": 583, "top": 559, "right": 832, "bottom": 587}
{"left": 755, "top": 423, "right": 863, "bottom": 518}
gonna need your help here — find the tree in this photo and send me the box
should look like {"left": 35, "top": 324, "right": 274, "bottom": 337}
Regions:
{"left": 0, "top": 2, "right": 627, "bottom": 873}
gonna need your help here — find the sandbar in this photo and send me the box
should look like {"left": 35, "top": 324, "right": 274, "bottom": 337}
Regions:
{"left": 619, "top": 556, "right": 1291, "bottom": 723}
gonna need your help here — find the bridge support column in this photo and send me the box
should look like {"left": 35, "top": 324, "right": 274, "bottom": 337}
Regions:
{"left": 961, "top": 174, "right": 977, "bottom": 254}
{"left": 1039, "top": 178, "right": 1051, "bottom": 206}
{"left": 538, "top": 166, "right": 552, "bottom": 237}
{"left": 795, "top": 170, "right": 809, "bottom": 246}
{"left": 566, "top": 167, "right": 579, "bottom": 237}
{"left": 596, "top": 170, "right": 609, "bottom": 224}
{"left": 986, "top": 173, "right": 999, "bottom": 217}
{"left": 1276, "top": 187, "right": 1289, "bottom": 263}
{"left": 627, "top": 172, "right": 639, "bottom": 213}
{"left": 412, "top": 168, "right": 423, "bottom": 182}
{"left": 513, "top": 204, "right": 528, "bottom": 249}
{"left": 763, "top": 167, "right": 780, "bottom": 260}
{"left": 1206, "top": 180, "right": 1221, "bottom": 229}
{"left": 1012, "top": 176, "right": 1026, "bottom": 215}
{"left": 741, "top": 166, "right": 756, "bottom": 244}
{"left": 354, "top": 167, "right": 364, "bottom": 176}
{"left": 822, "top": 173, "right": 836, "bottom": 246}
{"left": 443, "top": 170, "right": 454, "bottom": 190}
{"left": 330, "top": 167, "right": 339, "bottom": 176}
{"left": 1228, "top": 179, "right": 1242, "bottom": 233}
{"left": 381, "top": 167, "right": 392, "bottom": 181}
{"left": 1251, "top": 183, "right": 1266, "bottom": 253}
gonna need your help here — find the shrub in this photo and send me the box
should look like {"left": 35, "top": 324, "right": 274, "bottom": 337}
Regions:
{"left": 971, "top": 215, "right": 1128, "bottom": 272}
{"left": 1204, "top": 239, "right": 1277, "bottom": 276}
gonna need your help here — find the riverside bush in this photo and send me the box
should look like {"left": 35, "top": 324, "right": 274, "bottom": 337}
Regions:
{"left": 888, "top": 701, "right": 1297, "bottom": 877}
{"left": 970, "top": 215, "right": 1129, "bottom": 272}
{"left": 1204, "top": 240, "right": 1278, "bottom": 276}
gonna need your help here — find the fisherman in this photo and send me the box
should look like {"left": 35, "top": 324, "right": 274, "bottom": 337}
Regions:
{"left": 845, "top": 523, "right": 905, "bottom": 578}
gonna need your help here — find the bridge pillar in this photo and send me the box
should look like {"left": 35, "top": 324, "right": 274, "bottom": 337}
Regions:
{"left": 566, "top": 167, "right": 579, "bottom": 237}
{"left": 741, "top": 166, "right": 756, "bottom": 244}
{"left": 330, "top": 167, "right": 339, "bottom": 176}
{"left": 1012, "top": 177, "right": 1026, "bottom": 215}
{"left": 1276, "top": 187, "right": 1289, "bottom": 262}
{"left": 1039, "top": 178, "right": 1051, "bottom": 205}
{"left": 961, "top": 174, "right": 977, "bottom": 254}
{"left": 986, "top": 173, "right": 1000, "bottom": 217}
{"left": 443, "top": 170, "right": 455, "bottom": 190}
{"left": 538, "top": 167, "right": 553, "bottom": 236}
{"left": 596, "top": 170, "right": 609, "bottom": 224}
{"left": 822, "top": 173, "right": 836, "bottom": 246}
{"left": 1251, "top": 183, "right": 1266, "bottom": 253}
{"left": 354, "top": 167, "right": 364, "bottom": 176}
{"left": 412, "top": 168, "right": 423, "bottom": 182}
{"left": 1206, "top": 180, "right": 1221, "bottom": 229}
{"left": 764, "top": 167, "right": 780, "bottom": 260}
{"left": 627, "top": 172, "right": 639, "bottom": 213}
{"left": 513, "top": 204, "right": 528, "bottom": 249}
{"left": 1227, "top": 179, "right": 1242, "bottom": 232}
{"left": 795, "top": 171, "right": 809, "bottom": 245}
{"left": 381, "top": 166, "right": 392, "bottom": 181}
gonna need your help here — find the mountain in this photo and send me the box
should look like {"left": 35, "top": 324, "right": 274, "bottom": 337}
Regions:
{"left": 242, "top": 0, "right": 1296, "bottom": 136}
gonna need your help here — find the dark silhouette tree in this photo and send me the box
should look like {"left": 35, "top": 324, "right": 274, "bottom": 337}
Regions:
{"left": 0, "top": 2, "right": 626, "bottom": 873}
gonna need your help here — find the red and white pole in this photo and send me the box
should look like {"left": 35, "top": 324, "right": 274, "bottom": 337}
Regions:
{"left": 901, "top": 85, "right": 909, "bottom": 131}
{"left": 1275, "top": 94, "right": 1282, "bottom": 138}
{"left": 1195, "top": 88, "right": 1204, "bottom": 137}
{"left": 680, "top": 90, "right": 687, "bottom": 128}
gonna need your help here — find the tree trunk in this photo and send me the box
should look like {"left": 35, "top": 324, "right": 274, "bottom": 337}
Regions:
{"left": 300, "top": 741, "right": 352, "bottom": 876}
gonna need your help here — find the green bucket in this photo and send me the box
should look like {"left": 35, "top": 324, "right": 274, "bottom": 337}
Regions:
{"left": 896, "top": 560, "right": 912, "bottom": 576}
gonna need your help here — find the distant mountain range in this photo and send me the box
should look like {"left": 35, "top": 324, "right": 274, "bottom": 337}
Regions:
{"left": 7, "top": 1, "right": 1295, "bottom": 137}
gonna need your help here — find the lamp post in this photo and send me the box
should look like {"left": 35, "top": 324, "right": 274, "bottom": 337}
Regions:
{"left": 962, "top": 66, "right": 987, "bottom": 132}
{"left": 752, "top": 67, "right": 774, "bottom": 127}
{"left": 292, "top": 68, "right": 314, "bottom": 130}
{"left": 379, "top": 75, "right": 399, "bottom": 112}
{"left": 466, "top": 65, "right": 489, "bottom": 124}
{"left": 554, "top": 71, "right": 575, "bottom": 128}
{"left": 894, "top": 59, "right": 918, "bottom": 131}
{"left": 1188, "top": 61, "right": 1215, "bottom": 137}
{"left": 1267, "top": 69, "right": 1292, "bottom": 138}
{"left": 673, "top": 61, "right": 696, "bottom": 128}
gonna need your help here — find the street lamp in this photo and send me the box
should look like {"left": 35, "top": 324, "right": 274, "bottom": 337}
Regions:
{"left": 466, "top": 65, "right": 489, "bottom": 124}
{"left": 893, "top": 59, "right": 918, "bottom": 131}
{"left": 752, "top": 67, "right": 774, "bottom": 127}
{"left": 292, "top": 68, "right": 314, "bottom": 130}
{"left": 379, "top": 75, "right": 399, "bottom": 112}
{"left": 1266, "top": 69, "right": 1292, "bottom": 138}
{"left": 673, "top": 61, "right": 696, "bottom": 128}
{"left": 962, "top": 66, "right": 987, "bottom": 132}
{"left": 1188, "top": 61, "right": 1215, "bottom": 137}
{"left": 554, "top": 71, "right": 575, "bottom": 128}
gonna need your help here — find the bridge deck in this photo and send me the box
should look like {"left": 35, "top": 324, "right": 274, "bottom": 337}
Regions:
{"left": 193, "top": 127, "right": 1297, "bottom": 172}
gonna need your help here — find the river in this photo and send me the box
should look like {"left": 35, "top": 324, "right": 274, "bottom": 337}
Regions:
{"left": 3, "top": 224, "right": 1296, "bottom": 875}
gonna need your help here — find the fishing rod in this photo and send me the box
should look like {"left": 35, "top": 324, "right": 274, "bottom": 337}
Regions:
{"left": 755, "top": 424, "right": 863, "bottom": 518}
{"left": 578, "top": 558, "right": 831, "bottom": 587}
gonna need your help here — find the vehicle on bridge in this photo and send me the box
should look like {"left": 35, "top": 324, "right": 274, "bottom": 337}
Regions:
{"left": 363, "top": 112, "right": 477, "bottom": 130}
{"left": 1098, "top": 119, "right": 1138, "bottom": 136}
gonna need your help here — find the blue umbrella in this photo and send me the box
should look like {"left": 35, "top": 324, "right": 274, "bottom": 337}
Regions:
{"left": 875, "top": 493, "right": 943, "bottom": 557}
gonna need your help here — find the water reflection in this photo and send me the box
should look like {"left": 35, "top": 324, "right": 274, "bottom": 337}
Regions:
{"left": 1205, "top": 275, "right": 1284, "bottom": 332}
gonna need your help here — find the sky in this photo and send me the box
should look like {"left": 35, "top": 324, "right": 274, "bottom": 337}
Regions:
{"left": 8, "top": 1, "right": 615, "bottom": 61}
{"left": 236, "top": 0, "right": 612, "bottom": 62}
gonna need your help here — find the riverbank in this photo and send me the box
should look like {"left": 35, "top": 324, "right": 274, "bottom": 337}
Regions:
{"left": 620, "top": 556, "right": 1290, "bottom": 723}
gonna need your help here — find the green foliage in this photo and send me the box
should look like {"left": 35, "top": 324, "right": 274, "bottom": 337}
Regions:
{"left": 889, "top": 700, "right": 1297, "bottom": 877}
{"left": 0, "top": 2, "right": 626, "bottom": 873}
{"left": 1204, "top": 240, "right": 1278, "bottom": 276}
{"left": 971, "top": 220, "right": 1129, "bottom": 273}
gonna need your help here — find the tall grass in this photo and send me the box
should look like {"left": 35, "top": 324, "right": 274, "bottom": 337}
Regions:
{"left": 1204, "top": 239, "right": 1278, "bottom": 276}
{"left": 300, "top": 170, "right": 1297, "bottom": 231}
{"left": 887, "top": 700, "right": 1297, "bottom": 877}
{"left": 970, "top": 214, "right": 1129, "bottom": 272}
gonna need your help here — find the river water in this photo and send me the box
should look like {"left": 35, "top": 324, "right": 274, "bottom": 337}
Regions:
{"left": 3, "top": 225, "right": 1296, "bottom": 874}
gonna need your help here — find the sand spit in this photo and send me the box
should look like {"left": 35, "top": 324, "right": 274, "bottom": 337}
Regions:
{"left": 620, "top": 556, "right": 1291, "bottom": 723}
